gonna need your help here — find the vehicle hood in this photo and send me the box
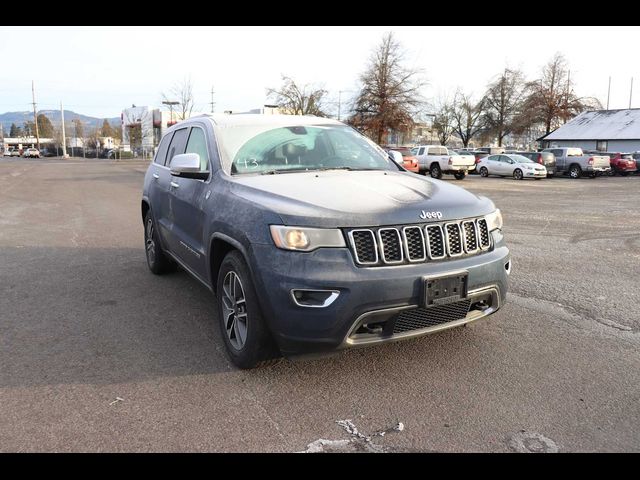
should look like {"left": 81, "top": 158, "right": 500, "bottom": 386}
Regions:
{"left": 230, "top": 170, "right": 495, "bottom": 228}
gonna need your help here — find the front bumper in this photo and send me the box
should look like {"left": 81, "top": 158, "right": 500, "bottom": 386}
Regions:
{"left": 524, "top": 169, "right": 547, "bottom": 177}
{"left": 249, "top": 231, "right": 510, "bottom": 356}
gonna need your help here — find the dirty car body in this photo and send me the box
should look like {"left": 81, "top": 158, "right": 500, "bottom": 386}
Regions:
{"left": 141, "top": 114, "right": 510, "bottom": 368}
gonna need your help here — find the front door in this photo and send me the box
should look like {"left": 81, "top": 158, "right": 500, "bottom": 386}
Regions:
{"left": 167, "top": 125, "right": 212, "bottom": 279}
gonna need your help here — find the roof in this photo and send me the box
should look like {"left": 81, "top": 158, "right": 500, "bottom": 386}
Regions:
{"left": 542, "top": 109, "right": 640, "bottom": 141}
{"left": 196, "top": 113, "right": 342, "bottom": 128}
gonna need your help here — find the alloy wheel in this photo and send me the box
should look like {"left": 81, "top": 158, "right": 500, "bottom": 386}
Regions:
{"left": 145, "top": 218, "right": 156, "bottom": 264}
{"left": 222, "top": 271, "right": 248, "bottom": 350}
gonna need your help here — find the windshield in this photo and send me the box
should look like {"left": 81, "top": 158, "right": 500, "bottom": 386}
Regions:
{"left": 511, "top": 154, "right": 534, "bottom": 163}
{"left": 217, "top": 123, "right": 398, "bottom": 175}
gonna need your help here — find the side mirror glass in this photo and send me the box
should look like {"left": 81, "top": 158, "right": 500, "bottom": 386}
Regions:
{"left": 170, "top": 153, "right": 209, "bottom": 180}
{"left": 388, "top": 150, "right": 404, "bottom": 165}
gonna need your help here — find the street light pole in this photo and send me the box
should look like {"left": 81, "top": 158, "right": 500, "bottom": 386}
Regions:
{"left": 162, "top": 100, "right": 180, "bottom": 127}
{"left": 61, "top": 101, "right": 67, "bottom": 158}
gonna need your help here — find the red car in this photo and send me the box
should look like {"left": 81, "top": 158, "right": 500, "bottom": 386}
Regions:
{"left": 383, "top": 146, "right": 419, "bottom": 173}
{"left": 606, "top": 153, "right": 637, "bottom": 176}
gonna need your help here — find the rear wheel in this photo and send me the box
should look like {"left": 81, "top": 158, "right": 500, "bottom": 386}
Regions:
{"left": 453, "top": 171, "right": 466, "bottom": 180}
{"left": 480, "top": 167, "right": 489, "bottom": 177}
{"left": 513, "top": 169, "right": 523, "bottom": 180}
{"left": 620, "top": 171, "right": 629, "bottom": 177}
{"left": 144, "top": 210, "right": 176, "bottom": 274}
{"left": 217, "top": 251, "right": 281, "bottom": 369}
{"left": 569, "top": 164, "right": 582, "bottom": 179}
{"left": 430, "top": 163, "right": 442, "bottom": 179}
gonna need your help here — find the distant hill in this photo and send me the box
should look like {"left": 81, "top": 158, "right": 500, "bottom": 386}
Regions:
{"left": 0, "top": 110, "right": 121, "bottom": 134}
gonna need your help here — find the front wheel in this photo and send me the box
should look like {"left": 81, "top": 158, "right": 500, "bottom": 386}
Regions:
{"left": 513, "top": 169, "right": 523, "bottom": 180}
{"left": 453, "top": 171, "right": 466, "bottom": 180}
{"left": 620, "top": 171, "right": 629, "bottom": 177}
{"left": 480, "top": 167, "right": 489, "bottom": 177}
{"left": 430, "top": 163, "right": 442, "bottom": 179}
{"left": 217, "top": 251, "right": 280, "bottom": 369}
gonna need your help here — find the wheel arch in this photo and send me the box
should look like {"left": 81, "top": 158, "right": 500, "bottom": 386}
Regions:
{"left": 209, "top": 233, "right": 251, "bottom": 293}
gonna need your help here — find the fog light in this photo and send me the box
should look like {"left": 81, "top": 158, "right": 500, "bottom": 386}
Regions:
{"left": 291, "top": 289, "right": 339, "bottom": 308}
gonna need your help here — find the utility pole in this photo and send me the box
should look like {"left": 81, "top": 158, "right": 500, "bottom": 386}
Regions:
{"left": 606, "top": 76, "right": 611, "bottom": 110}
{"left": 338, "top": 91, "right": 342, "bottom": 121}
{"left": 210, "top": 86, "right": 215, "bottom": 113}
{"left": 629, "top": 77, "right": 634, "bottom": 109}
{"left": 162, "top": 100, "right": 179, "bottom": 126}
{"left": 60, "top": 101, "right": 67, "bottom": 158}
{"left": 31, "top": 80, "right": 40, "bottom": 150}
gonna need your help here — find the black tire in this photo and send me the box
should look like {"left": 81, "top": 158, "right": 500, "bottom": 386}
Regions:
{"left": 620, "top": 171, "right": 629, "bottom": 177}
{"left": 513, "top": 168, "right": 523, "bottom": 180}
{"left": 430, "top": 163, "right": 442, "bottom": 179}
{"left": 569, "top": 164, "right": 582, "bottom": 179}
{"left": 480, "top": 167, "right": 489, "bottom": 177}
{"left": 144, "top": 209, "right": 176, "bottom": 274}
{"left": 547, "top": 173, "right": 554, "bottom": 178}
{"left": 453, "top": 171, "right": 466, "bottom": 180}
{"left": 216, "top": 250, "right": 281, "bottom": 369}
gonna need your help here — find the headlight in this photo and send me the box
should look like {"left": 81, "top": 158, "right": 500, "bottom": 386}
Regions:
{"left": 485, "top": 209, "right": 503, "bottom": 232}
{"left": 269, "top": 225, "right": 346, "bottom": 252}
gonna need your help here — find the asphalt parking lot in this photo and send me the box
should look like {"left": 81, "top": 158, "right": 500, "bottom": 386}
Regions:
{"left": 1, "top": 157, "right": 639, "bottom": 452}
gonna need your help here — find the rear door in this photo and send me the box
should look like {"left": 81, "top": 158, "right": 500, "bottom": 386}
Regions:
{"left": 167, "top": 123, "right": 213, "bottom": 279}
{"left": 485, "top": 155, "right": 500, "bottom": 174}
{"left": 552, "top": 149, "right": 566, "bottom": 171}
{"left": 148, "top": 131, "right": 174, "bottom": 250}
{"left": 159, "top": 126, "right": 190, "bottom": 251}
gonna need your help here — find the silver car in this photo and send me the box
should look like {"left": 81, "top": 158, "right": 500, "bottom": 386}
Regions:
{"left": 477, "top": 154, "right": 547, "bottom": 180}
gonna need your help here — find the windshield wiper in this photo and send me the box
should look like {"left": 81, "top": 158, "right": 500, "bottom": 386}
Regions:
{"left": 260, "top": 167, "right": 316, "bottom": 175}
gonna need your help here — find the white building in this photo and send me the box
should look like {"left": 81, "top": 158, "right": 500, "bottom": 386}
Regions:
{"left": 540, "top": 108, "right": 640, "bottom": 152}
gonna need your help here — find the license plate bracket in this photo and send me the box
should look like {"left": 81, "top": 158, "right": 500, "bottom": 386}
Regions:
{"left": 423, "top": 272, "right": 468, "bottom": 307}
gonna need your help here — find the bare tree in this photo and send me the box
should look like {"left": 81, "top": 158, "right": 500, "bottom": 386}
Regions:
{"left": 482, "top": 68, "right": 529, "bottom": 146}
{"left": 266, "top": 75, "right": 328, "bottom": 116}
{"left": 163, "top": 77, "right": 196, "bottom": 121}
{"left": 451, "top": 90, "right": 485, "bottom": 147}
{"left": 432, "top": 96, "right": 456, "bottom": 146}
{"left": 348, "top": 32, "right": 426, "bottom": 144}
{"left": 524, "top": 53, "right": 604, "bottom": 135}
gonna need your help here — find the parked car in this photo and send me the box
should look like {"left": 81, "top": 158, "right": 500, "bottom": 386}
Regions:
{"left": 23, "top": 148, "right": 40, "bottom": 158}
{"left": 382, "top": 146, "right": 419, "bottom": 173}
{"left": 477, "top": 146, "right": 506, "bottom": 155}
{"left": 142, "top": 114, "right": 510, "bottom": 368}
{"left": 633, "top": 152, "right": 640, "bottom": 174}
{"left": 411, "top": 145, "right": 475, "bottom": 179}
{"left": 594, "top": 152, "right": 636, "bottom": 176}
{"left": 10, "top": 148, "right": 21, "bottom": 157}
{"left": 542, "top": 147, "right": 610, "bottom": 178}
{"left": 4, "top": 148, "right": 14, "bottom": 157}
{"left": 477, "top": 154, "right": 547, "bottom": 180}
{"left": 506, "top": 150, "right": 556, "bottom": 177}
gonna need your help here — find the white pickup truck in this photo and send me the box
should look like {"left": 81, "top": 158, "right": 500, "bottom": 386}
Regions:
{"left": 411, "top": 145, "right": 476, "bottom": 180}
{"left": 542, "top": 147, "right": 610, "bottom": 178}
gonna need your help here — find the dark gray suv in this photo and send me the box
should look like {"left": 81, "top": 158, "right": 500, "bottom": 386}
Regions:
{"left": 142, "top": 114, "right": 510, "bottom": 368}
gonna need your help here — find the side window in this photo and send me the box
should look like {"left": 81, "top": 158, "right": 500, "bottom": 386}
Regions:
{"left": 487, "top": 155, "right": 498, "bottom": 162}
{"left": 166, "top": 128, "right": 189, "bottom": 167}
{"left": 185, "top": 126, "right": 210, "bottom": 171}
{"left": 427, "top": 147, "right": 436, "bottom": 156}
{"left": 553, "top": 149, "right": 563, "bottom": 157}
{"left": 154, "top": 132, "right": 173, "bottom": 165}
{"left": 418, "top": 147, "right": 425, "bottom": 155}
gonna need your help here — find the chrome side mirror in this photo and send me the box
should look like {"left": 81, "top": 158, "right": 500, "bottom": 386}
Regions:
{"left": 170, "top": 153, "right": 209, "bottom": 180}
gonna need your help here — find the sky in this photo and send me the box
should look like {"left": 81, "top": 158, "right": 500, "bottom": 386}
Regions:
{"left": 1, "top": 26, "right": 639, "bottom": 119}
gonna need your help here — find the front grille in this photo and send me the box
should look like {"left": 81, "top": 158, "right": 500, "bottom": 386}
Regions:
{"left": 462, "top": 220, "right": 478, "bottom": 253}
{"left": 445, "top": 223, "right": 463, "bottom": 256}
{"left": 347, "top": 216, "right": 492, "bottom": 267}
{"left": 477, "top": 219, "right": 490, "bottom": 249}
{"left": 378, "top": 228, "right": 403, "bottom": 263}
{"left": 393, "top": 300, "right": 472, "bottom": 333}
{"left": 349, "top": 230, "right": 378, "bottom": 264}
{"left": 403, "top": 227, "right": 426, "bottom": 262}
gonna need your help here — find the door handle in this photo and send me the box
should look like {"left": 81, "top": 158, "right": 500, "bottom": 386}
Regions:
{"left": 152, "top": 173, "right": 159, "bottom": 179}
{"left": 170, "top": 181, "right": 179, "bottom": 189}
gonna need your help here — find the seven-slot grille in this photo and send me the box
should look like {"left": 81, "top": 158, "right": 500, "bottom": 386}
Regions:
{"left": 347, "top": 217, "right": 492, "bottom": 267}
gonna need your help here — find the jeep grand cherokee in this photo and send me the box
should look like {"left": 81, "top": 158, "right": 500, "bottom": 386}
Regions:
{"left": 142, "top": 114, "right": 510, "bottom": 368}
